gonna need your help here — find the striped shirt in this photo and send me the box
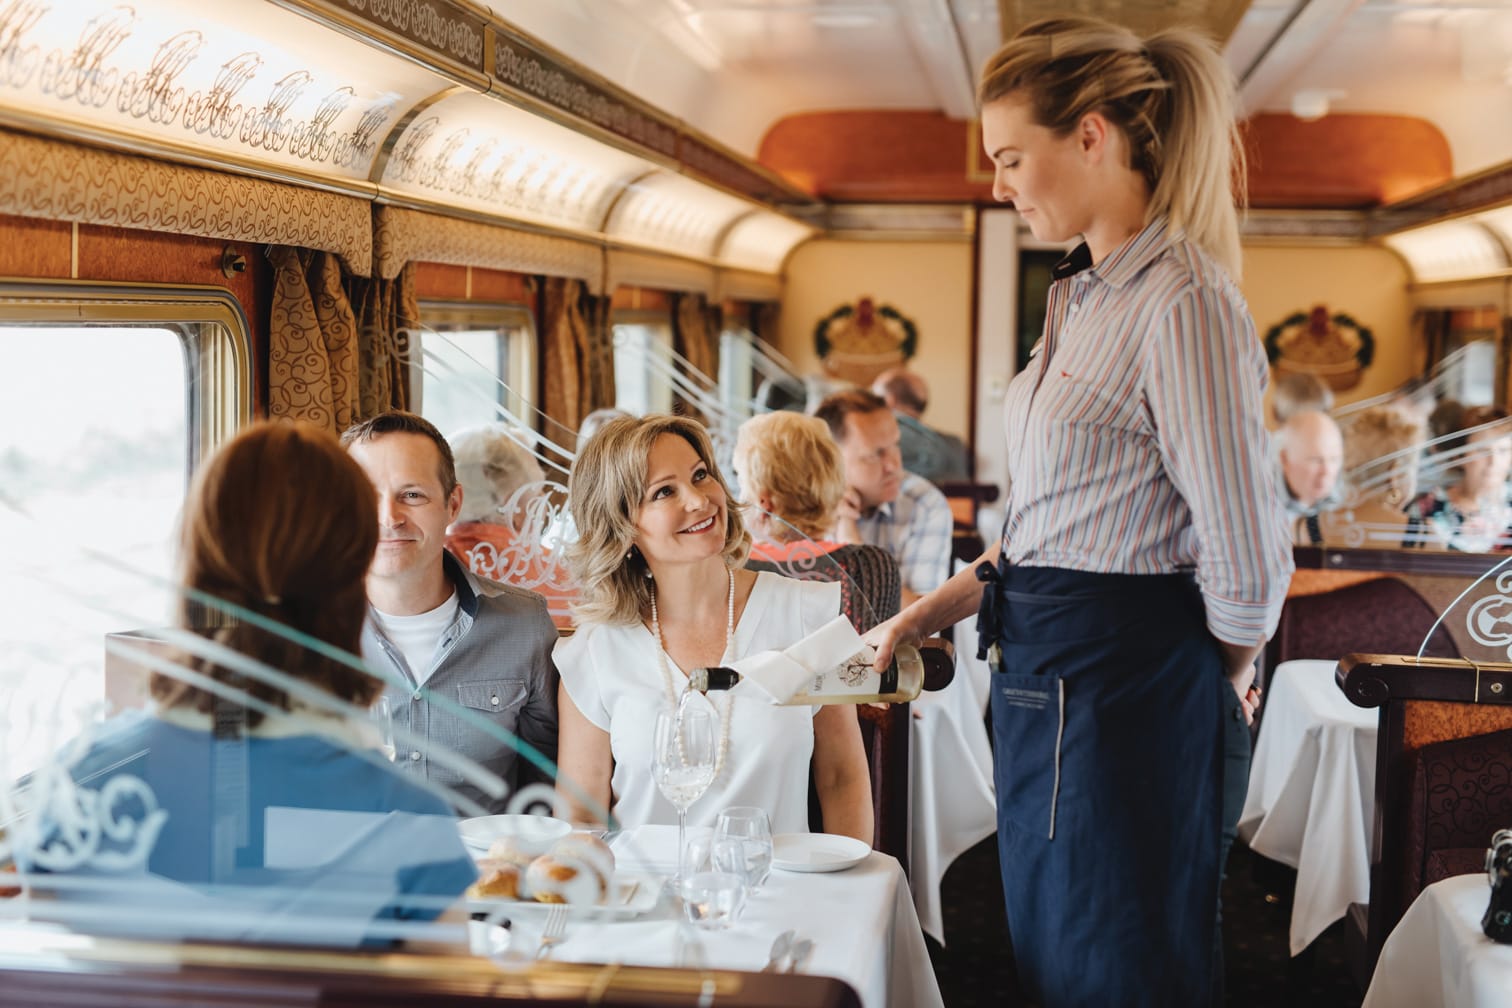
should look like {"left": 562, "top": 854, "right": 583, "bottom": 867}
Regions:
{"left": 856, "top": 472, "right": 954, "bottom": 596}
{"left": 1001, "top": 219, "right": 1292, "bottom": 645}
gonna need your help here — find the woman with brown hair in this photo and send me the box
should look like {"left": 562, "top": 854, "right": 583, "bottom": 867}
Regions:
{"left": 866, "top": 15, "right": 1292, "bottom": 1005}
{"left": 21, "top": 421, "right": 475, "bottom": 946}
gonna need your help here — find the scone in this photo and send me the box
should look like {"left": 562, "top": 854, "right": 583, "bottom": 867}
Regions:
{"left": 471, "top": 860, "right": 524, "bottom": 900}
{"left": 526, "top": 833, "right": 616, "bottom": 905}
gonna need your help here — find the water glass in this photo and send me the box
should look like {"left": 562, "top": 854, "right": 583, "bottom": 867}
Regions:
{"left": 371, "top": 695, "right": 396, "bottom": 762}
{"left": 679, "top": 871, "right": 747, "bottom": 930}
{"left": 712, "top": 806, "right": 774, "bottom": 891}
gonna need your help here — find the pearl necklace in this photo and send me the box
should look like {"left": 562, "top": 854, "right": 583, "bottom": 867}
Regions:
{"left": 650, "top": 565, "right": 736, "bottom": 782}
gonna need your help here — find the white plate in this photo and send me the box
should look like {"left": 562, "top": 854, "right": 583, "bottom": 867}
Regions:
{"left": 467, "top": 871, "right": 660, "bottom": 920}
{"left": 771, "top": 833, "right": 871, "bottom": 873}
{"left": 458, "top": 814, "right": 572, "bottom": 855}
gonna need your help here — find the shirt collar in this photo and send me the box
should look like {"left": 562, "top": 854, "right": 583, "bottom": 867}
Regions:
{"left": 1052, "top": 218, "right": 1171, "bottom": 289}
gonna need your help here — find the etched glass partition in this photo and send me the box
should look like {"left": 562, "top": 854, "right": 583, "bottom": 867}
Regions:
{"left": 1308, "top": 350, "right": 1511, "bottom": 553}
{"left": 398, "top": 323, "right": 578, "bottom": 627}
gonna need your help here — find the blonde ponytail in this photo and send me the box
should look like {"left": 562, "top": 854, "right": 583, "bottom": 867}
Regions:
{"left": 978, "top": 16, "right": 1245, "bottom": 278}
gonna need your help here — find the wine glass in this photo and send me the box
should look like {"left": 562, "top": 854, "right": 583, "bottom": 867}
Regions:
{"left": 652, "top": 704, "right": 716, "bottom": 885}
{"left": 370, "top": 695, "right": 396, "bottom": 762}
{"left": 711, "top": 806, "right": 773, "bottom": 891}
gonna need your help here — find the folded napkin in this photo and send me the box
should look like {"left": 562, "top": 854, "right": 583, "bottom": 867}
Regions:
{"left": 727, "top": 616, "right": 868, "bottom": 704}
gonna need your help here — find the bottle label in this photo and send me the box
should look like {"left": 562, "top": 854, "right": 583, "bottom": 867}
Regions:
{"left": 805, "top": 647, "right": 899, "bottom": 698}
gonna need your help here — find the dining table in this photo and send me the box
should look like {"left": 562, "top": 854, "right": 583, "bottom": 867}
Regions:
{"left": 1361, "top": 873, "right": 1512, "bottom": 1008}
{"left": 471, "top": 823, "right": 944, "bottom": 1008}
{"left": 904, "top": 606, "right": 997, "bottom": 945}
{"left": 1237, "top": 658, "right": 1379, "bottom": 955}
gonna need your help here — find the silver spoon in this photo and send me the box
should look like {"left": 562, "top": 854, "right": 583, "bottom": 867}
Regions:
{"left": 761, "top": 929, "right": 794, "bottom": 972}
{"left": 786, "top": 937, "right": 815, "bottom": 974}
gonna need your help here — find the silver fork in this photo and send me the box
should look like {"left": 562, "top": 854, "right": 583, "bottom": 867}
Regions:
{"left": 535, "top": 905, "right": 569, "bottom": 960}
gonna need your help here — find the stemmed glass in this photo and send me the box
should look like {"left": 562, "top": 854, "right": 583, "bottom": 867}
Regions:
{"left": 652, "top": 703, "right": 716, "bottom": 885}
{"left": 712, "top": 806, "right": 773, "bottom": 892}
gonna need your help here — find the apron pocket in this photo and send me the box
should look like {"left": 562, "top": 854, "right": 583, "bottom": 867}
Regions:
{"left": 990, "top": 672, "right": 1066, "bottom": 839}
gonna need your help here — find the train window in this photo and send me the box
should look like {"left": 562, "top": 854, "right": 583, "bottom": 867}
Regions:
{"left": 1441, "top": 337, "right": 1498, "bottom": 407}
{"left": 612, "top": 316, "right": 675, "bottom": 416}
{"left": 412, "top": 305, "right": 534, "bottom": 436}
{"left": 718, "top": 326, "right": 757, "bottom": 420}
{"left": 0, "top": 284, "right": 251, "bottom": 777}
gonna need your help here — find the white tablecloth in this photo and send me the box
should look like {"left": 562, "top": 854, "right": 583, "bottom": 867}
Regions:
{"left": 1362, "top": 874, "right": 1512, "bottom": 1008}
{"left": 906, "top": 606, "right": 996, "bottom": 944}
{"left": 1237, "top": 658, "right": 1379, "bottom": 955}
{"left": 493, "top": 824, "right": 943, "bottom": 1008}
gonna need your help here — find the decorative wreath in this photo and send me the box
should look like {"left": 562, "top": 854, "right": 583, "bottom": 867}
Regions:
{"left": 813, "top": 302, "right": 919, "bottom": 361}
{"left": 1264, "top": 310, "right": 1375, "bottom": 369}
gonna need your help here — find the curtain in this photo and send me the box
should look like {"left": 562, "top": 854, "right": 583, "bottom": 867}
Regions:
{"left": 671, "top": 291, "right": 723, "bottom": 423}
{"left": 540, "top": 277, "right": 614, "bottom": 451}
{"left": 267, "top": 247, "right": 415, "bottom": 432}
{"left": 267, "top": 247, "right": 361, "bottom": 433}
{"left": 673, "top": 291, "right": 721, "bottom": 384}
{"left": 346, "top": 265, "right": 417, "bottom": 417}
{"left": 749, "top": 301, "right": 781, "bottom": 350}
{"left": 1415, "top": 309, "right": 1452, "bottom": 379}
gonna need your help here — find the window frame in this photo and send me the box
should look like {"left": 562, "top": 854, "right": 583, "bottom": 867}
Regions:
{"left": 411, "top": 300, "right": 537, "bottom": 429}
{"left": 610, "top": 308, "right": 676, "bottom": 416}
{"left": 0, "top": 278, "right": 254, "bottom": 473}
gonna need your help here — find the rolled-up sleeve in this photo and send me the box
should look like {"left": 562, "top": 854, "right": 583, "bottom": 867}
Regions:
{"left": 1146, "top": 285, "right": 1293, "bottom": 645}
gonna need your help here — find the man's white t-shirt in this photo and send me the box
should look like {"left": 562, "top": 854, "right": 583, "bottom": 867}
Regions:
{"left": 370, "top": 591, "right": 459, "bottom": 686}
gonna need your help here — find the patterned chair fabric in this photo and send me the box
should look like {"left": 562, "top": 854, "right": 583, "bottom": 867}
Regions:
{"left": 1402, "top": 727, "right": 1512, "bottom": 908}
{"left": 1267, "top": 576, "right": 1456, "bottom": 691}
{"left": 746, "top": 544, "right": 908, "bottom": 862}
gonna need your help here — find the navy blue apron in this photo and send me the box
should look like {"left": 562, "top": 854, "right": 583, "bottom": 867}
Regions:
{"left": 978, "top": 562, "right": 1237, "bottom": 1007}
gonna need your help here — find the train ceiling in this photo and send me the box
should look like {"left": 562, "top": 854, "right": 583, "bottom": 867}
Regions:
{"left": 1, "top": 0, "right": 1509, "bottom": 285}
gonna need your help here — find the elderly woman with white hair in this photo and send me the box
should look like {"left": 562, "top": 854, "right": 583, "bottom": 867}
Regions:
{"left": 445, "top": 423, "right": 573, "bottom": 623}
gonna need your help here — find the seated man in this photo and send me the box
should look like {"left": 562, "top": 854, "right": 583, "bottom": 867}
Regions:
{"left": 343, "top": 412, "right": 559, "bottom": 812}
{"left": 815, "top": 389, "right": 953, "bottom": 606}
{"left": 871, "top": 367, "right": 969, "bottom": 484}
{"left": 1276, "top": 408, "right": 1344, "bottom": 545}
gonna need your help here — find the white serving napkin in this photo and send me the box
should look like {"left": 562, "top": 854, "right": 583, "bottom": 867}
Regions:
{"left": 726, "top": 616, "right": 866, "bottom": 703}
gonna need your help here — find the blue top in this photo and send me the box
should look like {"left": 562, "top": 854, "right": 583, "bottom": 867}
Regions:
{"left": 26, "top": 709, "right": 477, "bottom": 946}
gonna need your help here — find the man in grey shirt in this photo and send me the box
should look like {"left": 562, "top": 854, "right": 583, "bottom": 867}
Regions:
{"left": 343, "top": 412, "right": 558, "bottom": 815}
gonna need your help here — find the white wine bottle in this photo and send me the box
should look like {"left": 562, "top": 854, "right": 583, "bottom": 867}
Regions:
{"left": 686, "top": 639, "right": 953, "bottom": 705}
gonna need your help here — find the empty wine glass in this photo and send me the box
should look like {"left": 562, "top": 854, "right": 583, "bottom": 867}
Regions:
{"left": 652, "top": 703, "right": 716, "bottom": 885}
{"left": 370, "top": 694, "right": 396, "bottom": 762}
{"left": 712, "top": 806, "right": 773, "bottom": 891}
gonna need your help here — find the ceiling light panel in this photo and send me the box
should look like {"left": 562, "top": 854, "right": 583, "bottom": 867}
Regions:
{"left": 0, "top": 0, "right": 443, "bottom": 182}
{"left": 379, "top": 91, "right": 649, "bottom": 232}
{"left": 718, "top": 210, "right": 815, "bottom": 273}
{"left": 1383, "top": 219, "right": 1508, "bottom": 283}
{"left": 606, "top": 170, "right": 756, "bottom": 258}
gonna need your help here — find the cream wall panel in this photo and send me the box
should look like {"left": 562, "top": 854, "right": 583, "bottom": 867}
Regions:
{"left": 778, "top": 239, "right": 973, "bottom": 442}
{"left": 1241, "top": 243, "right": 1416, "bottom": 415}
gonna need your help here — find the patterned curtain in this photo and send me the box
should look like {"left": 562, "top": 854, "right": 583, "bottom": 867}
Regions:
{"left": 347, "top": 264, "right": 417, "bottom": 417}
{"left": 267, "top": 247, "right": 415, "bottom": 431}
{"left": 673, "top": 291, "right": 721, "bottom": 383}
{"left": 583, "top": 287, "right": 615, "bottom": 416}
{"left": 541, "top": 276, "right": 602, "bottom": 451}
{"left": 267, "top": 246, "right": 360, "bottom": 433}
{"left": 672, "top": 291, "right": 723, "bottom": 422}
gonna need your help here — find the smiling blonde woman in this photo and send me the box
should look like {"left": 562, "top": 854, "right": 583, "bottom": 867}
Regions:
{"left": 554, "top": 414, "right": 872, "bottom": 843}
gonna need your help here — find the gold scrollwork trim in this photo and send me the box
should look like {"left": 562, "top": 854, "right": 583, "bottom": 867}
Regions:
{"left": 0, "top": 129, "right": 373, "bottom": 276}
{"left": 375, "top": 205, "right": 603, "bottom": 288}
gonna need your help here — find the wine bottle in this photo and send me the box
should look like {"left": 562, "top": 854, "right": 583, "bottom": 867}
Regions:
{"left": 686, "top": 639, "right": 953, "bottom": 705}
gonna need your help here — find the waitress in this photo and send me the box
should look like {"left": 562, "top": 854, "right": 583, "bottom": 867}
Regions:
{"left": 867, "top": 15, "right": 1291, "bottom": 1007}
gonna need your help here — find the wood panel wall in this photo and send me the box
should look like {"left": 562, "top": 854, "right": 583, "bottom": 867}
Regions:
{"left": 757, "top": 110, "right": 1454, "bottom": 209}
{"left": 0, "top": 213, "right": 270, "bottom": 410}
